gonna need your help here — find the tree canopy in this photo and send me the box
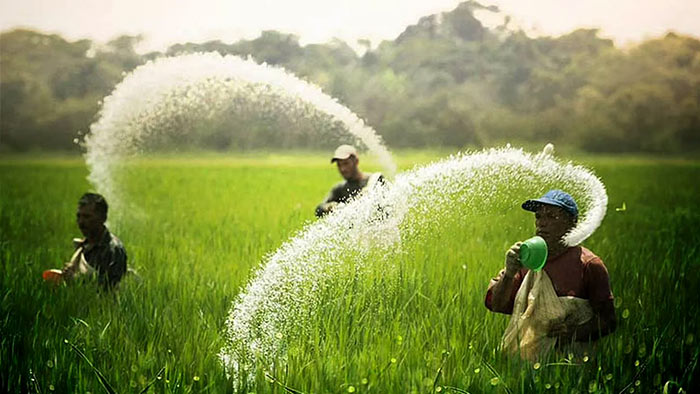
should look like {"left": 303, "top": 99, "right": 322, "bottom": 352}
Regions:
{"left": 1, "top": 1, "right": 698, "bottom": 153}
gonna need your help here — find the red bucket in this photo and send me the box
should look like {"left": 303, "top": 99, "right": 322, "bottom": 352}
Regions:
{"left": 42, "top": 269, "right": 64, "bottom": 284}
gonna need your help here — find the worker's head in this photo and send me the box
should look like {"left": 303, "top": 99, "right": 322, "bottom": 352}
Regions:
{"left": 331, "top": 145, "right": 360, "bottom": 181}
{"left": 522, "top": 190, "right": 578, "bottom": 247}
{"left": 77, "top": 192, "right": 107, "bottom": 238}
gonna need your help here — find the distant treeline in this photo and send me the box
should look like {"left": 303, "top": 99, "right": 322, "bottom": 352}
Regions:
{"left": 1, "top": 1, "right": 699, "bottom": 153}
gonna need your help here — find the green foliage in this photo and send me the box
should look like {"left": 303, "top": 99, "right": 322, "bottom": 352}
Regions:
{"left": 1, "top": 1, "right": 700, "bottom": 153}
{"left": 1, "top": 152, "right": 698, "bottom": 392}
{"left": 0, "top": 30, "right": 143, "bottom": 151}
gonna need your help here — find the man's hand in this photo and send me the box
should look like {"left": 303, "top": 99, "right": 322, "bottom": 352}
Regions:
{"left": 504, "top": 242, "right": 523, "bottom": 277}
{"left": 487, "top": 242, "right": 524, "bottom": 313}
{"left": 321, "top": 201, "right": 339, "bottom": 214}
{"left": 547, "top": 316, "right": 577, "bottom": 341}
{"left": 61, "top": 266, "right": 75, "bottom": 280}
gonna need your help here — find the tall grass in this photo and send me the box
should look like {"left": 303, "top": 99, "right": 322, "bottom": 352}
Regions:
{"left": 1, "top": 153, "right": 698, "bottom": 393}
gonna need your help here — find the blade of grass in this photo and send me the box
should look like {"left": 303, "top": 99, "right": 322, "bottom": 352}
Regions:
{"left": 138, "top": 367, "right": 165, "bottom": 394}
{"left": 65, "top": 340, "right": 116, "bottom": 394}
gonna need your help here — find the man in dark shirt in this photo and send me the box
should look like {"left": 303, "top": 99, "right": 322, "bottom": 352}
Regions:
{"left": 62, "top": 193, "right": 127, "bottom": 290}
{"left": 315, "top": 145, "right": 384, "bottom": 217}
{"left": 485, "top": 190, "right": 616, "bottom": 346}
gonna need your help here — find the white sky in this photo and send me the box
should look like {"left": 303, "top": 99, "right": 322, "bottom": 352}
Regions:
{"left": 1, "top": 0, "right": 699, "bottom": 52}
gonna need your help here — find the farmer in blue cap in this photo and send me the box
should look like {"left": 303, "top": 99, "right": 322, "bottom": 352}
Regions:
{"left": 485, "top": 190, "right": 616, "bottom": 359}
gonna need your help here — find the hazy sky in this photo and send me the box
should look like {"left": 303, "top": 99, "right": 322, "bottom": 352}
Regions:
{"left": 1, "top": 0, "right": 698, "bottom": 52}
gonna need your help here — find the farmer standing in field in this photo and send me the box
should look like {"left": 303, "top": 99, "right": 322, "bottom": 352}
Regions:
{"left": 315, "top": 144, "right": 384, "bottom": 217}
{"left": 484, "top": 190, "right": 616, "bottom": 360}
{"left": 59, "top": 193, "right": 127, "bottom": 290}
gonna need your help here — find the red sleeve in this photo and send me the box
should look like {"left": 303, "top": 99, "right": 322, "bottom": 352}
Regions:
{"left": 485, "top": 268, "right": 526, "bottom": 314}
{"left": 581, "top": 255, "right": 617, "bottom": 338}
{"left": 584, "top": 256, "right": 613, "bottom": 306}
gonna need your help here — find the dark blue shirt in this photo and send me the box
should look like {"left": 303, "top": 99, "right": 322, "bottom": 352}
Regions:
{"left": 77, "top": 228, "right": 127, "bottom": 290}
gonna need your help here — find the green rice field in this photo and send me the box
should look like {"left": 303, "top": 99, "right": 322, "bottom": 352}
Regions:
{"left": 1, "top": 152, "right": 698, "bottom": 393}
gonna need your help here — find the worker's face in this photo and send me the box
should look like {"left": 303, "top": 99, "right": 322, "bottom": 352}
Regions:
{"left": 77, "top": 203, "right": 104, "bottom": 238}
{"left": 534, "top": 205, "right": 575, "bottom": 247}
{"left": 336, "top": 156, "right": 359, "bottom": 181}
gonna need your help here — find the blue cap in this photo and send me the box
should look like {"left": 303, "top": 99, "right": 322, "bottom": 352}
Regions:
{"left": 522, "top": 189, "right": 579, "bottom": 219}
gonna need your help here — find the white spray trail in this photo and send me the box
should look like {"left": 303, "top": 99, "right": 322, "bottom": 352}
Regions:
{"left": 220, "top": 145, "right": 608, "bottom": 386}
{"left": 84, "top": 52, "right": 396, "bottom": 212}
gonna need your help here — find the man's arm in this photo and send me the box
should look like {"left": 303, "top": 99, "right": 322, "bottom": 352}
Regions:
{"left": 485, "top": 242, "right": 524, "bottom": 314}
{"left": 98, "top": 245, "right": 127, "bottom": 290}
{"left": 549, "top": 257, "right": 617, "bottom": 342}
{"left": 315, "top": 184, "right": 342, "bottom": 217}
{"left": 61, "top": 246, "right": 84, "bottom": 279}
{"left": 548, "top": 299, "right": 616, "bottom": 342}
{"left": 315, "top": 201, "right": 338, "bottom": 217}
{"left": 576, "top": 299, "right": 616, "bottom": 341}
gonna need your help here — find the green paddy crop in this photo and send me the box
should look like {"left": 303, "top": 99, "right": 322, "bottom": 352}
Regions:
{"left": 1, "top": 152, "right": 698, "bottom": 393}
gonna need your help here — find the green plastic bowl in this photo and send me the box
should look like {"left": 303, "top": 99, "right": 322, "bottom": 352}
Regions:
{"left": 519, "top": 236, "right": 548, "bottom": 271}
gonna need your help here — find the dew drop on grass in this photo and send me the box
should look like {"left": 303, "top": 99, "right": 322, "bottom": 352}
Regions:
{"left": 614, "top": 297, "right": 622, "bottom": 308}
{"left": 634, "top": 359, "right": 640, "bottom": 367}
{"left": 533, "top": 362, "right": 541, "bottom": 370}
{"left": 490, "top": 377, "right": 499, "bottom": 386}
{"left": 49, "top": 385, "right": 55, "bottom": 392}
{"left": 622, "top": 309, "right": 630, "bottom": 319}
{"left": 46, "top": 360, "right": 54, "bottom": 368}
{"left": 361, "top": 378, "right": 368, "bottom": 385}
{"left": 605, "top": 374, "right": 613, "bottom": 381}
{"left": 583, "top": 356, "right": 589, "bottom": 363}
{"left": 436, "top": 386, "right": 443, "bottom": 392}
{"left": 588, "top": 380, "right": 597, "bottom": 393}
{"left": 637, "top": 344, "right": 646, "bottom": 358}
{"left": 194, "top": 376, "right": 200, "bottom": 382}
{"left": 347, "top": 385, "right": 355, "bottom": 393}
{"left": 545, "top": 383, "right": 552, "bottom": 390}
{"left": 391, "top": 357, "right": 397, "bottom": 364}
{"left": 474, "top": 368, "right": 480, "bottom": 374}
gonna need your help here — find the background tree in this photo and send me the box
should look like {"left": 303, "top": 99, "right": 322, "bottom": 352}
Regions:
{"left": 1, "top": 2, "right": 698, "bottom": 153}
